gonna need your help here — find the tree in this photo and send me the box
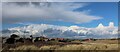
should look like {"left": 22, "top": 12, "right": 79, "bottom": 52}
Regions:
{"left": 10, "top": 34, "right": 19, "bottom": 38}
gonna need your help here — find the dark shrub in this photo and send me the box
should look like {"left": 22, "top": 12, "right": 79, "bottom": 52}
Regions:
{"left": 5, "top": 38, "right": 15, "bottom": 44}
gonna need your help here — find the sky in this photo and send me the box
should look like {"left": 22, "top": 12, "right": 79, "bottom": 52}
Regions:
{"left": 1, "top": 0, "right": 120, "bottom": 2}
{"left": 2, "top": 2, "right": 118, "bottom": 30}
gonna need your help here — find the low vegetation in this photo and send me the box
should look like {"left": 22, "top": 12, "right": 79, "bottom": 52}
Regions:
{"left": 8, "top": 43, "right": 118, "bottom": 51}
{"left": 1, "top": 34, "right": 119, "bottom": 52}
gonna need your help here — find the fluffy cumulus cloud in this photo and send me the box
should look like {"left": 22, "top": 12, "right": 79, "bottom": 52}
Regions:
{"left": 3, "top": 2, "right": 102, "bottom": 24}
{"left": 2, "top": 22, "right": 118, "bottom": 39}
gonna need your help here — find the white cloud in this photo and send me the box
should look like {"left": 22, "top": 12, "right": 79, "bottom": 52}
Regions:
{"left": 3, "top": 2, "right": 102, "bottom": 24}
{"left": 3, "top": 22, "right": 118, "bottom": 39}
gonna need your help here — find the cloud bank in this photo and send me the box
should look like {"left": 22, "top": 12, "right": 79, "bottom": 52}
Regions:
{"left": 2, "top": 22, "right": 118, "bottom": 39}
{"left": 3, "top": 2, "right": 102, "bottom": 24}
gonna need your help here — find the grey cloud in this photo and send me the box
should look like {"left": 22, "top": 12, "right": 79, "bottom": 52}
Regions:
{"left": 3, "top": 2, "right": 102, "bottom": 24}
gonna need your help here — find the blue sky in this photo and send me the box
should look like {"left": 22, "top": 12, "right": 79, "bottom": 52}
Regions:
{"left": 2, "top": 2, "right": 118, "bottom": 30}
{"left": 75, "top": 2, "right": 118, "bottom": 27}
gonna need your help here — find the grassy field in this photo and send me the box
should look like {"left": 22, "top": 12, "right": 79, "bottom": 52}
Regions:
{"left": 1, "top": 39, "right": 119, "bottom": 52}
{"left": 8, "top": 44, "right": 118, "bottom": 50}
{"left": 5, "top": 40, "right": 119, "bottom": 49}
